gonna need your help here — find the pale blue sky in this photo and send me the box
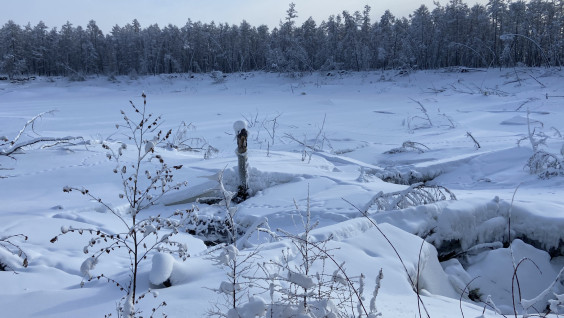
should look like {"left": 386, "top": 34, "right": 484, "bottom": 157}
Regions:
{"left": 4, "top": 0, "right": 489, "bottom": 33}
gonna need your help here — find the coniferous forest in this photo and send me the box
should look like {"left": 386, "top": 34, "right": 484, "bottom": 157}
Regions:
{"left": 1, "top": 0, "right": 563, "bottom": 79}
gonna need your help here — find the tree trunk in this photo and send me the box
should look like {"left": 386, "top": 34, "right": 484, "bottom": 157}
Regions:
{"left": 233, "top": 121, "right": 249, "bottom": 202}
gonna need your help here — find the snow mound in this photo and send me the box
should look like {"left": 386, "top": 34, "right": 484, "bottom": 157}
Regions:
{"left": 374, "top": 197, "right": 564, "bottom": 259}
{"left": 227, "top": 297, "right": 266, "bottom": 318}
{"left": 233, "top": 120, "right": 248, "bottom": 134}
{"left": 500, "top": 115, "right": 530, "bottom": 125}
{"left": 150, "top": 253, "right": 175, "bottom": 285}
{"left": 465, "top": 239, "right": 564, "bottom": 314}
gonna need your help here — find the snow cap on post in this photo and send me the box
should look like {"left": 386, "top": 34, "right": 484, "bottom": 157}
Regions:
{"left": 233, "top": 120, "right": 248, "bottom": 135}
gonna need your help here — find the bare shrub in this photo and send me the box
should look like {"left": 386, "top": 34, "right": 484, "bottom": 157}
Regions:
{"left": 283, "top": 114, "right": 331, "bottom": 162}
{"left": 251, "top": 190, "right": 373, "bottom": 318}
{"left": 405, "top": 98, "right": 433, "bottom": 132}
{"left": 51, "top": 93, "right": 190, "bottom": 317}
{"left": 161, "top": 121, "right": 218, "bottom": 159}
{"left": 519, "top": 110, "right": 564, "bottom": 178}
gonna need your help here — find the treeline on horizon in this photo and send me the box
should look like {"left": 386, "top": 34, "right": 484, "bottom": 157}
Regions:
{"left": 1, "top": 0, "right": 563, "bottom": 78}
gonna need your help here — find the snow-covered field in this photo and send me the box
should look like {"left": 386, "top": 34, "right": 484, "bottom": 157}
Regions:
{"left": 1, "top": 68, "right": 564, "bottom": 317}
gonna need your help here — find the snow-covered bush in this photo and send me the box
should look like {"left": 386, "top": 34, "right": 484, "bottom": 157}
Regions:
{"left": 51, "top": 93, "right": 191, "bottom": 317}
{"left": 149, "top": 252, "right": 175, "bottom": 287}
{"left": 161, "top": 121, "right": 217, "bottom": 159}
{"left": 405, "top": 98, "right": 433, "bottom": 132}
{"left": 361, "top": 183, "right": 457, "bottom": 212}
{"left": 404, "top": 98, "right": 456, "bottom": 133}
{"left": 548, "top": 293, "right": 564, "bottom": 314}
{"left": 184, "top": 212, "right": 247, "bottom": 246}
{"left": 208, "top": 244, "right": 261, "bottom": 317}
{"left": 384, "top": 140, "right": 430, "bottom": 154}
{"left": 519, "top": 110, "right": 564, "bottom": 178}
{"left": 252, "top": 191, "right": 373, "bottom": 318}
{"left": 211, "top": 70, "right": 226, "bottom": 84}
{"left": 526, "top": 149, "right": 563, "bottom": 178}
{"left": 0, "top": 234, "right": 28, "bottom": 271}
{"left": 207, "top": 171, "right": 266, "bottom": 317}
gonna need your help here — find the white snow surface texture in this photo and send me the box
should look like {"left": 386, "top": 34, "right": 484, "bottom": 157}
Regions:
{"left": 1, "top": 68, "right": 564, "bottom": 317}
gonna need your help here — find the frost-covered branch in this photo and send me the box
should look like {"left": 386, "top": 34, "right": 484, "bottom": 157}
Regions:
{"left": 520, "top": 110, "right": 564, "bottom": 178}
{"left": 384, "top": 141, "right": 430, "bottom": 154}
{"left": 208, "top": 244, "right": 262, "bottom": 316}
{"left": 0, "top": 233, "right": 29, "bottom": 271}
{"left": 8, "top": 110, "right": 55, "bottom": 145}
{"left": 361, "top": 183, "right": 456, "bottom": 213}
{"left": 466, "top": 132, "right": 481, "bottom": 149}
{"left": 0, "top": 136, "right": 83, "bottom": 157}
{"left": 0, "top": 111, "right": 83, "bottom": 178}
{"left": 207, "top": 172, "right": 264, "bottom": 317}
{"left": 0, "top": 110, "right": 82, "bottom": 160}
{"left": 406, "top": 98, "right": 433, "bottom": 132}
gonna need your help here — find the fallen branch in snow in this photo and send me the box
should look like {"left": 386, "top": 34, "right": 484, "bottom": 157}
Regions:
{"left": 0, "top": 136, "right": 84, "bottom": 157}
{"left": 8, "top": 110, "right": 55, "bottom": 144}
{"left": 515, "top": 97, "right": 538, "bottom": 111}
{"left": 527, "top": 73, "right": 546, "bottom": 88}
{"left": 0, "top": 111, "right": 83, "bottom": 174}
{"left": 545, "top": 93, "right": 564, "bottom": 99}
{"left": 466, "top": 132, "right": 481, "bottom": 149}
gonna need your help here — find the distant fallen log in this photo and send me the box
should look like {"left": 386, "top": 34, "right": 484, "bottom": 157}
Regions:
{"left": 1, "top": 111, "right": 82, "bottom": 176}
{"left": 1, "top": 135, "right": 83, "bottom": 157}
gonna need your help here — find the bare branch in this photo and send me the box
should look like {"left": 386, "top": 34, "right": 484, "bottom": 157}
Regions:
{"left": 1, "top": 136, "right": 83, "bottom": 157}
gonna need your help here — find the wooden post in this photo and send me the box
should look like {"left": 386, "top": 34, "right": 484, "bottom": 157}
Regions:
{"left": 233, "top": 120, "right": 249, "bottom": 202}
